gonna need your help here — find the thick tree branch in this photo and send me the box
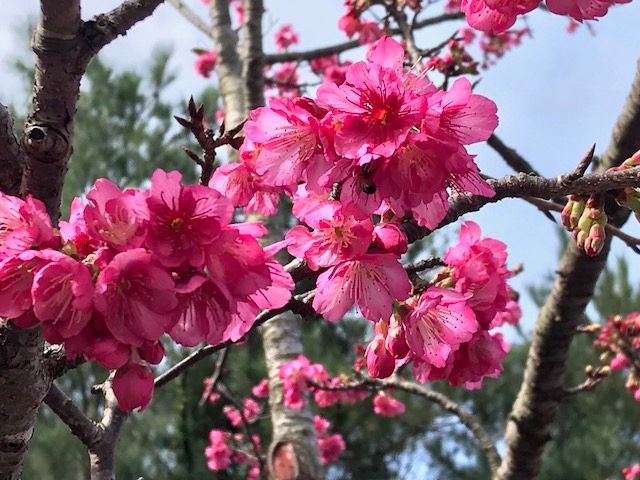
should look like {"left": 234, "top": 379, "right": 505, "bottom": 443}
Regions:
{"left": 404, "top": 164, "right": 640, "bottom": 243}
{"left": 0, "top": 105, "right": 24, "bottom": 196}
{"left": 168, "top": 0, "right": 212, "bottom": 37}
{"left": 80, "top": 0, "right": 168, "bottom": 61}
{"left": 263, "top": 12, "right": 464, "bottom": 64}
{"left": 209, "top": 0, "right": 245, "bottom": 128}
{"left": 496, "top": 59, "right": 640, "bottom": 480}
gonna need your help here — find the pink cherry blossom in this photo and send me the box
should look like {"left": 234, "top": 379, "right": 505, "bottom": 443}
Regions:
{"left": 31, "top": 251, "right": 94, "bottom": 339}
{"left": 209, "top": 139, "right": 282, "bottom": 216}
{"left": 373, "top": 392, "right": 406, "bottom": 417}
{"left": 274, "top": 24, "right": 299, "bottom": 51}
{"left": 318, "top": 434, "right": 346, "bottom": 465}
{"left": 461, "top": 0, "right": 539, "bottom": 34}
{"left": 252, "top": 379, "right": 269, "bottom": 398}
{"left": 84, "top": 179, "right": 148, "bottom": 251}
{"left": 314, "top": 415, "right": 331, "bottom": 437}
{"left": 445, "top": 221, "right": 511, "bottom": 328}
{"left": 546, "top": 0, "right": 630, "bottom": 21}
{"left": 445, "top": 331, "right": 509, "bottom": 389}
{"left": 313, "top": 253, "right": 411, "bottom": 322}
{"left": 316, "top": 44, "right": 427, "bottom": 162}
{"left": 286, "top": 201, "right": 373, "bottom": 270}
{"left": 112, "top": 361, "right": 155, "bottom": 411}
{"left": 424, "top": 77, "right": 499, "bottom": 146}
{"left": 205, "top": 430, "right": 233, "bottom": 471}
{"left": 194, "top": 50, "right": 217, "bottom": 78}
{"left": 405, "top": 287, "right": 479, "bottom": 368}
{"left": 170, "top": 274, "right": 235, "bottom": 347}
{"left": 146, "top": 169, "right": 232, "bottom": 268}
{"left": 59, "top": 197, "right": 100, "bottom": 258}
{"left": 0, "top": 193, "right": 55, "bottom": 259}
{"left": 244, "top": 97, "right": 324, "bottom": 186}
{"left": 0, "top": 250, "right": 49, "bottom": 319}
{"left": 94, "top": 248, "right": 178, "bottom": 346}
{"left": 365, "top": 327, "right": 396, "bottom": 378}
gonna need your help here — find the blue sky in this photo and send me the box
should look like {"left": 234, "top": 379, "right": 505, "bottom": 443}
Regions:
{"left": 1, "top": 0, "right": 640, "bottom": 334}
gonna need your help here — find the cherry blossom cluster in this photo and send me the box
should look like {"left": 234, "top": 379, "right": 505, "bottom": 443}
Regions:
{"left": 0, "top": 170, "right": 292, "bottom": 411}
{"left": 561, "top": 194, "right": 607, "bottom": 257}
{"left": 562, "top": 149, "right": 640, "bottom": 257}
{"left": 365, "top": 221, "right": 519, "bottom": 388}
{"left": 202, "top": 375, "right": 345, "bottom": 475}
{"left": 205, "top": 429, "right": 261, "bottom": 479}
{"left": 594, "top": 313, "right": 640, "bottom": 402}
{"left": 458, "top": 0, "right": 633, "bottom": 34}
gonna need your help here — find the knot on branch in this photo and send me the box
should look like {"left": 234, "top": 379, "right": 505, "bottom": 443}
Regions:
{"left": 22, "top": 126, "right": 70, "bottom": 164}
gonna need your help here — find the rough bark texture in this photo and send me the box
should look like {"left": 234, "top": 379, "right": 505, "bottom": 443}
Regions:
{"left": 0, "top": 105, "right": 24, "bottom": 196}
{"left": 209, "top": 0, "right": 245, "bottom": 129}
{"left": 496, "top": 60, "right": 640, "bottom": 480}
{"left": 0, "top": 325, "right": 49, "bottom": 480}
{"left": 261, "top": 314, "right": 323, "bottom": 480}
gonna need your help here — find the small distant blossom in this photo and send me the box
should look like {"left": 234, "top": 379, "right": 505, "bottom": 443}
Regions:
{"left": 194, "top": 49, "right": 217, "bottom": 78}
{"left": 373, "top": 392, "right": 406, "bottom": 417}
{"left": 274, "top": 24, "right": 299, "bottom": 51}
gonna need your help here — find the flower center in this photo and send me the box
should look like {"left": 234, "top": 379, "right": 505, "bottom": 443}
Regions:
{"left": 171, "top": 217, "right": 185, "bottom": 232}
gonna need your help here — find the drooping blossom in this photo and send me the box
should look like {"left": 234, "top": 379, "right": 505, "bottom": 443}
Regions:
{"left": 112, "top": 361, "right": 155, "bottom": 411}
{"left": 460, "top": 0, "right": 539, "bottom": 34}
{"left": 313, "top": 254, "right": 411, "bottom": 322}
{"left": 373, "top": 392, "right": 406, "bottom": 417}
{"left": 546, "top": 0, "right": 631, "bottom": 21}
{"left": 146, "top": 169, "right": 232, "bottom": 268}
{"left": 365, "top": 320, "right": 396, "bottom": 378}
{"left": 94, "top": 248, "right": 178, "bottom": 346}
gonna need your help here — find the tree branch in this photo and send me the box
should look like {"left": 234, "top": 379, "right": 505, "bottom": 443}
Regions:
{"left": 0, "top": 104, "right": 24, "bottom": 196}
{"left": 44, "top": 384, "right": 102, "bottom": 448}
{"left": 168, "top": 0, "right": 212, "bottom": 37}
{"left": 375, "top": 378, "right": 501, "bottom": 476}
{"left": 81, "top": 0, "right": 168, "bottom": 61}
{"left": 404, "top": 164, "right": 640, "bottom": 243}
{"left": 496, "top": 59, "right": 640, "bottom": 480}
{"left": 263, "top": 12, "right": 464, "bottom": 64}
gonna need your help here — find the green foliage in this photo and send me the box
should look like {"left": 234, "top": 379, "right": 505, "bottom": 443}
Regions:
{"left": 61, "top": 47, "right": 204, "bottom": 211}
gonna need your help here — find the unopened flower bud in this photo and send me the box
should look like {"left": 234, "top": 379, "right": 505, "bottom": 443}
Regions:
{"left": 561, "top": 195, "right": 586, "bottom": 231}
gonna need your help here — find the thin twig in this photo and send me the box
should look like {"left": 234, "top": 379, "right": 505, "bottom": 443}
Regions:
{"left": 263, "top": 12, "right": 464, "bottom": 64}
{"left": 168, "top": 0, "right": 212, "bottom": 37}
{"left": 198, "top": 347, "right": 229, "bottom": 406}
